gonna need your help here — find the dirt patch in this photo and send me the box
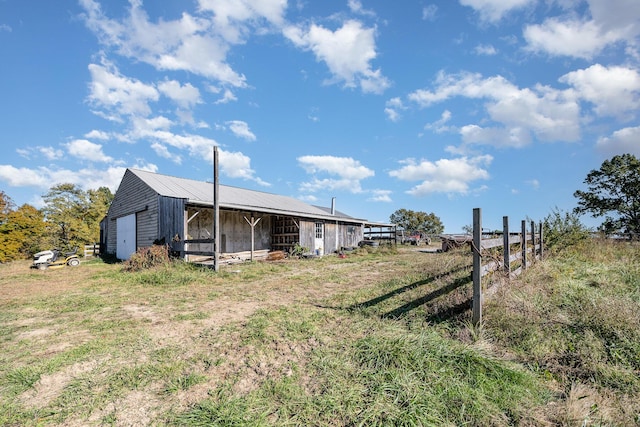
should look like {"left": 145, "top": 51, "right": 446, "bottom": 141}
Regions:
{"left": 20, "top": 360, "right": 99, "bottom": 409}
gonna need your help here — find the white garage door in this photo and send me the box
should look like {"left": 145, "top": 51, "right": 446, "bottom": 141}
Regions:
{"left": 117, "top": 214, "right": 136, "bottom": 260}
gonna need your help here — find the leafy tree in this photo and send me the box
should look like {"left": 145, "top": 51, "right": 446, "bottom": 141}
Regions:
{"left": 389, "top": 208, "right": 444, "bottom": 235}
{"left": 0, "top": 190, "right": 14, "bottom": 225}
{"left": 574, "top": 154, "right": 640, "bottom": 238}
{"left": 86, "top": 186, "right": 114, "bottom": 243}
{"left": 41, "top": 184, "right": 92, "bottom": 250}
{"left": 0, "top": 195, "right": 45, "bottom": 262}
{"left": 543, "top": 207, "right": 590, "bottom": 253}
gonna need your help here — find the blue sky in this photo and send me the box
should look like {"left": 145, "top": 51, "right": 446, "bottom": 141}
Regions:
{"left": 1, "top": 0, "right": 639, "bottom": 233}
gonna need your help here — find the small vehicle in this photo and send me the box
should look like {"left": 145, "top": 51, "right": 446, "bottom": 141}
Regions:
{"left": 32, "top": 247, "right": 80, "bottom": 270}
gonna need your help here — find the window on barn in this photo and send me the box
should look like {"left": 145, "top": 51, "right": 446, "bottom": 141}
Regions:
{"left": 315, "top": 222, "right": 323, "bottom": 239}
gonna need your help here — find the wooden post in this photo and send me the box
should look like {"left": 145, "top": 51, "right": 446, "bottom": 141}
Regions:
{"left": 539, "top": 221, "right": 544, "bottom": 260}
{"left": 472, "top": 208, "right": 482, "bottom": 326}
{"left": 213, "top": 146, "right": 220, "bottom": 272}
{"left": 503, "top": 216, "right": 510, "bottom": 275}
{"left": 521, "top": 220, "right": 527, "bottom": 270}
{"left": 530, "top": 221, "right": 536, "bottom": 264}
{"left": 244, "top": 215, "right": 262, "bottom": 261}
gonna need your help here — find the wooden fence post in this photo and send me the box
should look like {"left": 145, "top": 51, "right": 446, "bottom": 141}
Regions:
{"left": 503, "top": 216, "right": 510, "bottom": 275}
{"left": 472, "top": 208, "right": 482, "bottom": 326}
{"left": 539, "top": 221, "right": 544, "bottom": 259}
{"left": 530, "top": 221, "right": 536, "bottom": 264}
{"left": 521, "top": 220, "right": 527, "bottom": 270}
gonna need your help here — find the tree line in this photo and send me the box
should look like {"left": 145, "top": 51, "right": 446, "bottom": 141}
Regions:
{"left": 0, "top": 184, "right": 114, "bottom": 262}
{"left": 389, "top": 154, "right": 640, "bottom": 244}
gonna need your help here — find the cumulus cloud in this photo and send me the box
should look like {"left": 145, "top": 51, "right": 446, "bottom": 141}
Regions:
{"left": 65, "top": 139, "right": 114, "bottom": 163}
{"left": 560, "top": 64, "right": 640, "bottom": 119}
{"left": 389, "top": 155, "right": 493, "bottom": 196}
{"left": 408, "top": 71, "right": 581, "bottom": 147}
{"left": 87, "top": 60, "right": 159, "bottom": 119}
{"left": 284, "top": 20, "right": 390, "bottom": 94}
{"left": 0, "top": 164, "right": 134, "bottom": 193}
{"left": 596, "top": 126, "right": 640, "bottom": 157}
{"left": 297, "top": 155, "right": 374, "bottom": 193}
{"left": 157, "top": 79, "right": 201, "bottom": 109}
{"left": 523, "top": 0, "right": 640, "bottom": 59}
{"left": 422, "top": 5, "right": 438, "bottom": 21}
{"left": 79, "top": 0, "right": 261, "bottom": 87}
{"left": 226, "top": 120, "right": 257, "bottom": 141}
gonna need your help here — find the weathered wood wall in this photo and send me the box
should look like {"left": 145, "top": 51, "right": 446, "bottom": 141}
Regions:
{"left": 103, "top": 170, "right": 159, "bottom": 256}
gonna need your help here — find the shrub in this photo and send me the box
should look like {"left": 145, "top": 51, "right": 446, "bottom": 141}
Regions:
{"left": 543, "top": 207, "right": 590, "bottom": 253}
{"left": 122, "top": 244, "right": 171, "bottom": 272}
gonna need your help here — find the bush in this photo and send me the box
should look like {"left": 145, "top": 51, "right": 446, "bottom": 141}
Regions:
{"left": 543, "top": 207, "right": 590, "bottom": 253}
{"left": 122, "top": 244, "right": 171, "bottom": 272}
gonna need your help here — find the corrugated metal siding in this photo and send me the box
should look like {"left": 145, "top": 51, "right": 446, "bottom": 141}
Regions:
{"left": 104, "top": 170, "right": 159, "bottom": 255}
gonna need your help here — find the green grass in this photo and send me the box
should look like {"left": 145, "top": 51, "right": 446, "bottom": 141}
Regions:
{"left": 1, "top": 242, "right": 639, "bottom": 426}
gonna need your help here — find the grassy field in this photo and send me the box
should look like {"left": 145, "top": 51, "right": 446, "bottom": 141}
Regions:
{"left": 1, "top": 241, "right": 639, "bottom": 426}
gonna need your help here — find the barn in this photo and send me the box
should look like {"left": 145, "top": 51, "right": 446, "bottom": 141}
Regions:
{"left": 102, "top": 168, "right": 375, "bottom": 261}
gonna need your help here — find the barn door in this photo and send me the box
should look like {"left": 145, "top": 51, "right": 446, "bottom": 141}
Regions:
{"left": 314, "top": 222, "right": 324, "bottom": 255}
{"left": 117, "top": 214, "right": 136, "bottom": 260}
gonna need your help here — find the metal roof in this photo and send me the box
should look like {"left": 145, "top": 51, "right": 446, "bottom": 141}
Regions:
{"left": 127, "top": 168, "right": 367, "bottom": 223}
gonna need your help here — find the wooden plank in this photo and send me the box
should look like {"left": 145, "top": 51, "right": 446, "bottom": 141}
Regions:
{"left": 480, "top": 237, "right": 503, "bottom": 250}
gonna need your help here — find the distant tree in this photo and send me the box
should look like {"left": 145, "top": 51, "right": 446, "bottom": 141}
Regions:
{"left": 389, "top": 208, "right": 444, "bottom": 235}
{"left": 41, "top": 184, "right": 92, "bottom": 250}
{"left": 0, "top": 190, "right": 14, "bottom": 225}
{"left": 573, "top": 154, "right": 640, "bottom": 238}
{"left": 86, "top": 186, "right": 114, "bottom": 243}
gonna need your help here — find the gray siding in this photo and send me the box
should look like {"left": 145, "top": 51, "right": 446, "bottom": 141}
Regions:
{"left": 299, "top": 220, "right": 316, "bottom": 253}
{"left": 104, "top": 170, "right": 159, "bottom": 255}
{"left": 220, "top": 211, "right": 272, "bottom": 253}
{"left": 158, "top": 197, "right": 186, "bottom": 252}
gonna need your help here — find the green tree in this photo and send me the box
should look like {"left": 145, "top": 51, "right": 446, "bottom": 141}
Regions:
{"left": 0, "top": 190, "right": 14, "bottom": 225}
{"left": 86, "top": 186, "right": 114, "bottom": 243}
{"left": 543, "top": 207, "right": 590, "bottom": 253}
{"left": 389, "top": 208, "right": 444, "bottom": 235}
{"left": 0, "top": 191, "right": 46, "bottom": 262}
{"left": 574, "top": 154, "right": 640, "bottom": 238}
{"left": 41, "top": 184, "right": 92, "bottom": 250}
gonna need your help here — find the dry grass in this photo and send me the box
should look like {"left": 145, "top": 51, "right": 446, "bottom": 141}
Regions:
{"left": 1, "top": 241, "right": 639, "bottom": 426}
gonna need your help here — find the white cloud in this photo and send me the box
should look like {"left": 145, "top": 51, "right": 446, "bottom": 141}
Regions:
{"left": 0, "top": 24, "right": 12, "bottom": 32}
{"left": 158, "top": 79, "right": 201, "bottom": 109}
{"left": 218, "top": 149, "right": 269, "bottom": 186}
{"left": 87, "top": 61, "right": 159, "bottom": 119}
{"left": 84, "top": 129, "right": 110, "bottom": 140}
{"left": 560, "top": 64, "right": 640, "bottom": 119}
{"left": 348, "top": 0, "right": 376, "bottom": 17}
{"left": 368, "top": 189, "right": 392, "bottom": 202}
{"left": 524, "top": 0, "right": 640, "bottom": 59}
{"left": 389, "top": 155, "right": 493, "bottom": 196}
{"left": 79, "top": 0, "right": 249, "bottom": 87}
{"left": 65, "top": 139, "right": 114, "bottom": 163}
{"left": 425, "top": 110, "right": 453, "bottom": 133}
{"left": 0, "top": 164, "right": 132, "bottom": 194}
{"left": 297, "top": 155, "right": 374, "bottom": 193}
{"left": 524, "top": 18, "right": 621, "bottom": 59}
{"left": 596, "top": 126, "right": 640, "bottom": 157}
{"left": 214, "top": 88, "right": 238, "bottom": 104}
{"left": 459, "top": 0, "right": 534, "bottom": 22}
{"left": 197, "top": 0, "right": 288, "bottom": 43}
{"left": 474, "top": 44, "right": 497, "bottom": 55}
{"left": 408, "top": 71, "right": 581, "bottom": 147}
{"left": 226, "top": 120, "right": 257, "bottom": 141}
{"left": 385, "top": 97, "right": 406, "bottom": 121}
{"left": 284, "top": 20, "right": 390, "bottom": 94}
{"left": 422, "top": 5, "right": 438, "bottom": 21}
{"left": 38, "top": 146, "right": 64, "bottom": 161}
